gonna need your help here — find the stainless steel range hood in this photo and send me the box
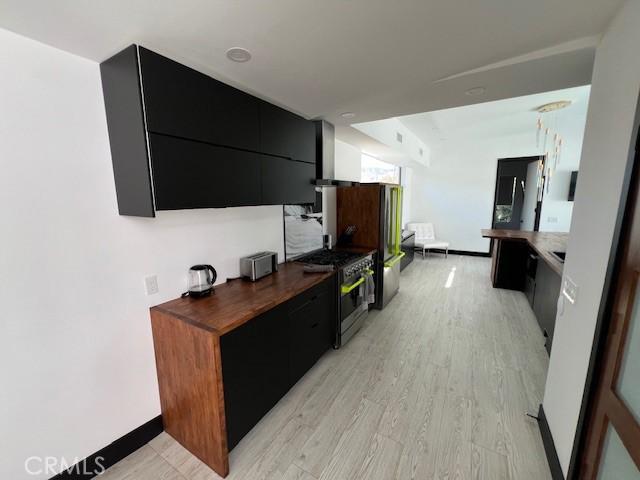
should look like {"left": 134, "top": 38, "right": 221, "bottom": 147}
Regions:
{"left": 313, "top": 120, "right": 360, "bottom": 187}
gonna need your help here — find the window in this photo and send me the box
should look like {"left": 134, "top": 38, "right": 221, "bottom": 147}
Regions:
{"left": 361, "top": 154, "right": 400, "bottom": 184}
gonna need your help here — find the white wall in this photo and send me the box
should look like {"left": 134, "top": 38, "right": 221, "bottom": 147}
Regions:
{"left": 409, "top": 133, "right": 530, "bottom": 252}
{"left": 334, "top": 139, "right": 362, "bottom": 182}
{"left": 401, "top": 167, "right": 413, "bottom": 227}
{"left": 543, "top": 0, "right": 640, "bottom": 475}
{"left": 322, "top": 139, "right": 363, "bottom": 240}
{"left": 408, "top": 113, "right": 585, "bottom": 252}
{"left": 353, "top": 117, "right": 430, "bottom": 167}
{"left": 0, "top": 30, "right": 284, "bottom": 479}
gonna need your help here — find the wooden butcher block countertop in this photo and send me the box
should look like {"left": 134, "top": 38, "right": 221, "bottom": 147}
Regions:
{"left": 481, "top": 229, "right": 568, "bottom": 275}
{"left": 151, "top": 262, "right": 334, "bottom": 335}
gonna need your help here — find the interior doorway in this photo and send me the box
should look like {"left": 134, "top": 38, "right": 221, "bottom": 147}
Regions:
{"left": 492, "top": 156, "right": 545, "bottom": 231}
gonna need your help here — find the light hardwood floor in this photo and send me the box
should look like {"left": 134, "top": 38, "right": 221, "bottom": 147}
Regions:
{"left": 100, "top": 255, "right": 552, "bottom": 480}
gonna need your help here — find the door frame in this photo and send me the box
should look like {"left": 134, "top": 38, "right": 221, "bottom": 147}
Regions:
{"left": 569, "top": 92, "right": 640, "bottom": 479}
{"left": 491, "top": 155, "right": 545, "bottom": 231}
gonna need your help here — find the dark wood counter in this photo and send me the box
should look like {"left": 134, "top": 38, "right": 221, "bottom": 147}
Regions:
{"left": 152, "top": 262, "right": 334, "bottom": 335}
{"left": 481, "top": 229, "right": 568, "bottom": 275}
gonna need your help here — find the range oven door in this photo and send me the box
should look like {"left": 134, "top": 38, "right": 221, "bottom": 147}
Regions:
{"left": 339, "top": 276, "right": 367, "bottom": 347}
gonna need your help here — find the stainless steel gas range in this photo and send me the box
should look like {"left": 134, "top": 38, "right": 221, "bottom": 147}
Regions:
{"left": 296, "top": 249, "right": 374, "bottom": 348}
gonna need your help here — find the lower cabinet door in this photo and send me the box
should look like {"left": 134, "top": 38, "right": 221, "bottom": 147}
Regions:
{"left": 289, "top": 279, "right": 335, "bottom": 385}
{"left": 400, "top": 236, "right": 415, "bottom": 271}
{"left": 220, "top": 306, "right": 289, "bottom": 450}
{"left": 149, "top": 133, "right": 263, "bottom": 210}
{"left": 532, "top": 260, "right": 562, "bottom": 353}
{"left": 219, "top": 277, "right": 336, "bottom": 450}
{"left": 261, "top": 157, "right": 316, "bottom": 205}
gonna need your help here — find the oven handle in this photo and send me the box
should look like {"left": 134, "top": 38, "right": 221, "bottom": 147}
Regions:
{"left": 341, "top": 277, "right": 365, "bottom": 294}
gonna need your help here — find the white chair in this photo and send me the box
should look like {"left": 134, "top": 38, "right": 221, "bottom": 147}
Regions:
{"left": 406, "top": 222, "right": 450, "bottom": 258}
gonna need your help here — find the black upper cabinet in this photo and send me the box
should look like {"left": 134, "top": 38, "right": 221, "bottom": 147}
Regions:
{"left": 100, "top": 44, "right": 322, "bottom": 216}
{"left": 262, "top": 158, "right": 316, "bottom": 205}
{"left": 150, "top": 134, "right": 262, "bottom": 210}
{"left": 139, "top": 48, "right": 260, "bottom": 152}
{"left": 100, "top": 45, "right": 155, "bottom": 217}
{"left": 259, "top": 101, "right": 316, "bottom": 164}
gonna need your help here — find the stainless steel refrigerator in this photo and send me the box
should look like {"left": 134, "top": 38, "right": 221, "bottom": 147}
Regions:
{"left": 336, "top": 183, "right": 404, "bottom": 309}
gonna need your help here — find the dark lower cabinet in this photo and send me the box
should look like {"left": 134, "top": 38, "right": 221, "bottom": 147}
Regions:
{"left": 261, "top": 157, "right": 316, "bottom": 205}
{"left": 532, "top": 260, "right": 562, "bottom": 354}
{"left": 150, "top": 134, "right": 262, "bottom": 210}
{"left": 400, "top": 233, "right": 415, "bottom": 271}
{"left": 219, "top": 306, "right": 289, "bottom": 450}
{"left": 524, "top": 250, "right": 538, "bottom": 307}
{"left": 491, "top": 240, "right": 528, "bottom": 290}
{"left": 289, "top": 278, "right": 335, "bottom": 384}
{"left": 220, "top": 277, "right": 335, "bottom": 450}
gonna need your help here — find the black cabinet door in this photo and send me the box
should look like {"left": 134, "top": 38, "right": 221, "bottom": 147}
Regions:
{"left": 259, "top": 101, "right": 316, "bottom": 163}
{"left": 532, "top": 260, "right": 562, "bottom": 353}
{"left": 400, "top": 234, "right": 415, "bottom": 271}
{"left": 262, "top": 157, "right": 316, "bottom": 205}
{"left": 494, "top": 240, "right": 528, "bottom": 290}
{"left": 149, "top": 133, "right": 262, "bottom": 209}
{"left": 524, "top": 251, "right": 538, "bottom": 307}
{"left": 289, "top": 278, "right": 335, "bottom": 385}
{"left": 139, "top": 48, "right": 260, "bottom": 152}
{"left": 220, "top": 306, "right": 289, "bottom": 450}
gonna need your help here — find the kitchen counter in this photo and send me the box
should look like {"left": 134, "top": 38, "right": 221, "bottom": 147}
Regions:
{"left": 481, "top": 229, "right": 568, "bottom": 275}
{"left": 150, "top": 263, "right": 337, "bottom": 477}
{"left": 152, "top": 262, "right": 334, "bottom": 335}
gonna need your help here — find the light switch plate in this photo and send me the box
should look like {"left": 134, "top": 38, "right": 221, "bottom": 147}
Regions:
{"left": 562, "top": 275, "right": 578, "bottom": 304}
{"left": 145, "top": 275, "right": 159, "bottom": 295}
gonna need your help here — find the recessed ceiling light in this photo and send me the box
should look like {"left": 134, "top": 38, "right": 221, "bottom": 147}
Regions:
{"left": 340, "top": 112, "right": 356, "bottom": 119}
{"left": 226, "top": 47, "right": 251, "bottom": 63}
{"left": 465, "top": 86, "right": 486, "bottom": 96}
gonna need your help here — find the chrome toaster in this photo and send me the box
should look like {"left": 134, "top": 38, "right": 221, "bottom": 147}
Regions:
{"left": 240, "top": 251, "right": 278, "bottom": 281}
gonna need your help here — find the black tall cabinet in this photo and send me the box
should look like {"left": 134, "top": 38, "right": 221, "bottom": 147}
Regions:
{"left": 100, "top": 45, "right": 320, "bottom": 217}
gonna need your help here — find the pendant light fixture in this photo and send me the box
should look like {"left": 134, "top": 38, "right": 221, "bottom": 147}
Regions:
{"left": 534, "top": 100, "right": 572, "bottom": 195}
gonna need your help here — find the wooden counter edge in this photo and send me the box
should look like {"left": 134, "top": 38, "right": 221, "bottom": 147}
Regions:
{"left": 151, "top": 268, "right": 335, "bottom": 335}
{"left": 150, "top": 309, "right": 229, "bottom": 477}
{"left": 481, "top": 230, "right": 564, "bottom": 276}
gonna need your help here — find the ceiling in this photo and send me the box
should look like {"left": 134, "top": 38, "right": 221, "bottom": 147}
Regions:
{"left": 399, "top": 85, "right": 591, "bottom": 152}
{"left": 0, "top": 0, "right": 622, "bottom": 148}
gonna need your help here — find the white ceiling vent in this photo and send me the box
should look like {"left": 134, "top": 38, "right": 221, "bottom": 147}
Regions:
{"left": 396, "top": 132, "right": 403, "bottom": 143}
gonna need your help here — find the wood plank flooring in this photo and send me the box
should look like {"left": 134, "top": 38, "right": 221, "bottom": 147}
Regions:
{"left": 99, "top": 255, "right": 551, "bottom": 480}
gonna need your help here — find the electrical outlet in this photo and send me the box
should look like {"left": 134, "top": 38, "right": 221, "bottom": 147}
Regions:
{"left": 547, "top": 216, "right": 558, "bottom": 223}
{"left": 145, "top": 275, "right": 159, "bottom": 295}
